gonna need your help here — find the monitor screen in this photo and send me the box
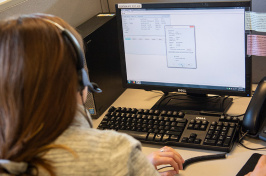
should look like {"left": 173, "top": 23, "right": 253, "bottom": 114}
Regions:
{"left": 116, "top": 2, "right": 252, "bottom": 113}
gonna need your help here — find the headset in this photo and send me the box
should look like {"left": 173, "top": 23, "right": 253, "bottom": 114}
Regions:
{"left": 43, "top": 18, "right": 102, "bottom": 94}
{"left": 41, "top": 18, "right": 102, "bottom": 127}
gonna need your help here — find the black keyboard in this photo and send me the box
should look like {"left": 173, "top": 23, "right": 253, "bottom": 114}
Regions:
{"left": 97, "top": 107, "right": 240, "bottom": 152}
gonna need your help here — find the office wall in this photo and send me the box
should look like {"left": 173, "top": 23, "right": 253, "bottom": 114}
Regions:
{"left": 106, "top": 0, "right": 250, "bottom": 12}
{"left": 251, "top": 0, "right": 266, "bottom": 83}
{"left": 0, "top": 0, "right": 106, "bottom": 27}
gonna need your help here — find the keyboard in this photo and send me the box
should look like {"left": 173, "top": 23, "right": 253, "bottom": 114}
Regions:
{"left": 97, "top": 106, "right": 240, "bottom": 152}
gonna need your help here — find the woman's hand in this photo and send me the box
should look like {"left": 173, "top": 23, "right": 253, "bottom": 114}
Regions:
{"left": 147, "top": 146, "right": 184, "bottom": 176}
{"left": 245, "top": 155, "right": 266, "bottom": 176}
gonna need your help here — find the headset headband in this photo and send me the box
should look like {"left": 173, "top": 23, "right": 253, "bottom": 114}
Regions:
{"left": 41, "top": 18, "right": 102, "bottom": 93}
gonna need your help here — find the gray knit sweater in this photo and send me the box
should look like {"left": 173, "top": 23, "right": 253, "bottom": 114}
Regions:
{"left": 41, "top": 106, "right": 160, "bottom": 176}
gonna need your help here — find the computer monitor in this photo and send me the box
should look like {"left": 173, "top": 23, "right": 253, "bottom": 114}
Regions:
{"left": 116, "top": 1, "right": 252, "bottom": 113}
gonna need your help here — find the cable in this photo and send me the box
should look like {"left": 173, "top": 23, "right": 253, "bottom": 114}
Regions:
{"left": 237, "top": 127, "right": 266, "bottom": 150}
{"left": 79, "top": 90, "right": 93, "bottom": 128}
{"left": 100, "top": 0, "right": 104, "bottom": 13}
{"left": 239, "top": 130, "right": 249, "bottom": 143}
{"left": 231, "top": 113, "right": 245, "bottom": 118}
{"left": 220, "top": 96, "right": 229, "bottom": 112}
{"left": 107, "top": 0, "right": 111, "bottom": 13}
{"left": 238, "top": 142, "right": 266, "bottom": 150}
{"left": 157, "top": 153, "right": 227, "bottom": 171}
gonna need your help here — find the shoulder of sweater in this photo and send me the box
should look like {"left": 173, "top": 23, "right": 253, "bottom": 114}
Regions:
{"left": 55, "top": 124, "right": 142, "bottom": 151}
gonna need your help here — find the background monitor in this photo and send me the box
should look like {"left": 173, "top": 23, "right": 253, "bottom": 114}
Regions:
{"left": 116, "top": 1, "right": 252, "bottom": 113}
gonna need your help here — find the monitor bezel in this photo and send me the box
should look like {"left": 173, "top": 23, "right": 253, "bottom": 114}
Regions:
{"left": 116, "top": 1, "right": 252, "bottom": 97}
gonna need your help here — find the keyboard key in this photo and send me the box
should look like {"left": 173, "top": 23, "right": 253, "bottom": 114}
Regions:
{"left": 108, "top": 106, "right": 116, "bottom": 112}
{"left": 223, "top": 137, "right": 231, "bottom": 147}
{"left": 194, "top": 124, "right": 200, "bottom": 129}
{"left": 194, "top": 138, "right": 201, "bottom": 144}
{"left": 187, "top": 124, "right": 194, "bottom": 129}
{"left": 190, "top": 119, "right": 195, "bottom": 124}
{"left": 155, "top": 134, "right": 162, "bottom": 141}
{"left": 161, "top": 110, "right": 167, "bottom": 116}
{"left": 138, "top": 109, "right": 144, "bottom": 114}
{"left": 170, "top": 135, "right": 179, "bottom": 141}
{"left": 147, "top": 133, "right": 155, "bottom": 141}
{"left": 205, "top": 134, "right": 211, "bottom": 139}
{"left": 177, "top": 111, "right": 185, "bottom": 118}
{"left": 220, "top": 115, "right": 225, "bottom": 121}
{"left": 190, "top": 133, "right": 197, "bottom": 138}
{"left": 164, "top": 126, "right": 170, "bottom": 130}
{"left": 222, "top": 127, "right": 228, "bottom": 131}
{"left": 188, "top": 138, "right": 195, "bottom": 143}
{"left": 227, "top": 127, "right": 235, "bottom": 137}
{"left": 217, "top": 122, "right": 223, "bottom": 126}
{"left": 177, "top": 123, "right": 186, "bottom": 127}
{"left": 232, "top": 117, "right": 239, "bottom": 122}
{"left": 165, "top": 131, "right": 182, "bottom": 136}
{"left": 203, "top": 139, "right": 216, "bottom": 145}
{"left": 202, "top": 120, "right": 208, "bottom": 125}
{"left": 159, "top": 130, "right": 165, "bottom": 134}
{"left": 154, "top": 110, "right": 160, "bottom": 115}
{"left": 216, "top": 126, "right": 222, "bottom": 131}
{"left": 153, "top": 116, "right": 159, "bottom": 120}
{"left": 162, "top": 134, "right": 170, "bottom": 142}
{"left": 167, "top": 111, "right": 173, "bottom": 116}
{"left": 172, "top": 111, "right": 179, "bottom": 117}
{"left": 149, "top": 110, "right": 154, "bottom": 115}
{"left": 220, "top": 131, "right": 226, "bottom": 136}
{"left": 144, "top": 109, "right": 149, "bottom": 114}
{"left": 209, "top": 125, "right": 215, "bottom": 130}
{"left": 148, "top": 120, "right": 154, "bottom": 124}
{"left": 218, "top": 136, "right": 225, "bottom": 141}
{"left": 223, "top": 122, "right": 229, "bottom": 127}
{"left": 217, "top": 140, "right": 223, "bottom": 146}
{"left": 226, "top": 116, "right": 232, "bottom": 121}
{"left": 181, "top": 137, "right": 188, "bottom": 143}
{"left": 164, "top": 117, "right": 170, "bottom": 121}
{"left": 170, "top": 127, "right": 183, "bottom": 132}
{"left": 211, "top": 121, "right": 217, "bottom": 126}
{"left": 165, "top": 122, "right": 171, "bottom": 126}
{"left": 212, "top": 134, "right": 218, "bottom": 140}
{"left": 214, "top": 130, "right": 220, "bottom": 135}
{"left": 196, "top": 120, "right": 201, "bottom": 124}
{"left": 200, "top": 125, "right": 207, "bottom": 130}
{"left": 230, "top": 123, "right": 236, "bottom": 127}
{"left": 171, "top": 122, "right": 176, "bottom": 126}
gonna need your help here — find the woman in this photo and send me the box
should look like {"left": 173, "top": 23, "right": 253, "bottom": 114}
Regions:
{"left": 0, "top": 14, "right": 184, "bottom": 176}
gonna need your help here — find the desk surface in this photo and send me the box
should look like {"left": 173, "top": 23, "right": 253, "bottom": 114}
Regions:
{"left": 93, "top": 88, "right": 266, "bottom": 176}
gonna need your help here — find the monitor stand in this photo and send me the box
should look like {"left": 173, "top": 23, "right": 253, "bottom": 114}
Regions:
{"left": 151, "top": 92, "right": 233, "bottom": 115}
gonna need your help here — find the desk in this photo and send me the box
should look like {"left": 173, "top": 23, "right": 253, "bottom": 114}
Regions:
{"left": 93, "top": 88, "right": 266, "bottom": 176}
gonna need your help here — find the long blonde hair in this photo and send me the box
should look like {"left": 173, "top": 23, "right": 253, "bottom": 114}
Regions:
{"left": 0, "top": 14, "right": 84, "bottom": 175}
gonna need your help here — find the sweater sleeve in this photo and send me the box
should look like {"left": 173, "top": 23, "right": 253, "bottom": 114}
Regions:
{"left": 109, "top": 132, "right": 160, "bottom": 176}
